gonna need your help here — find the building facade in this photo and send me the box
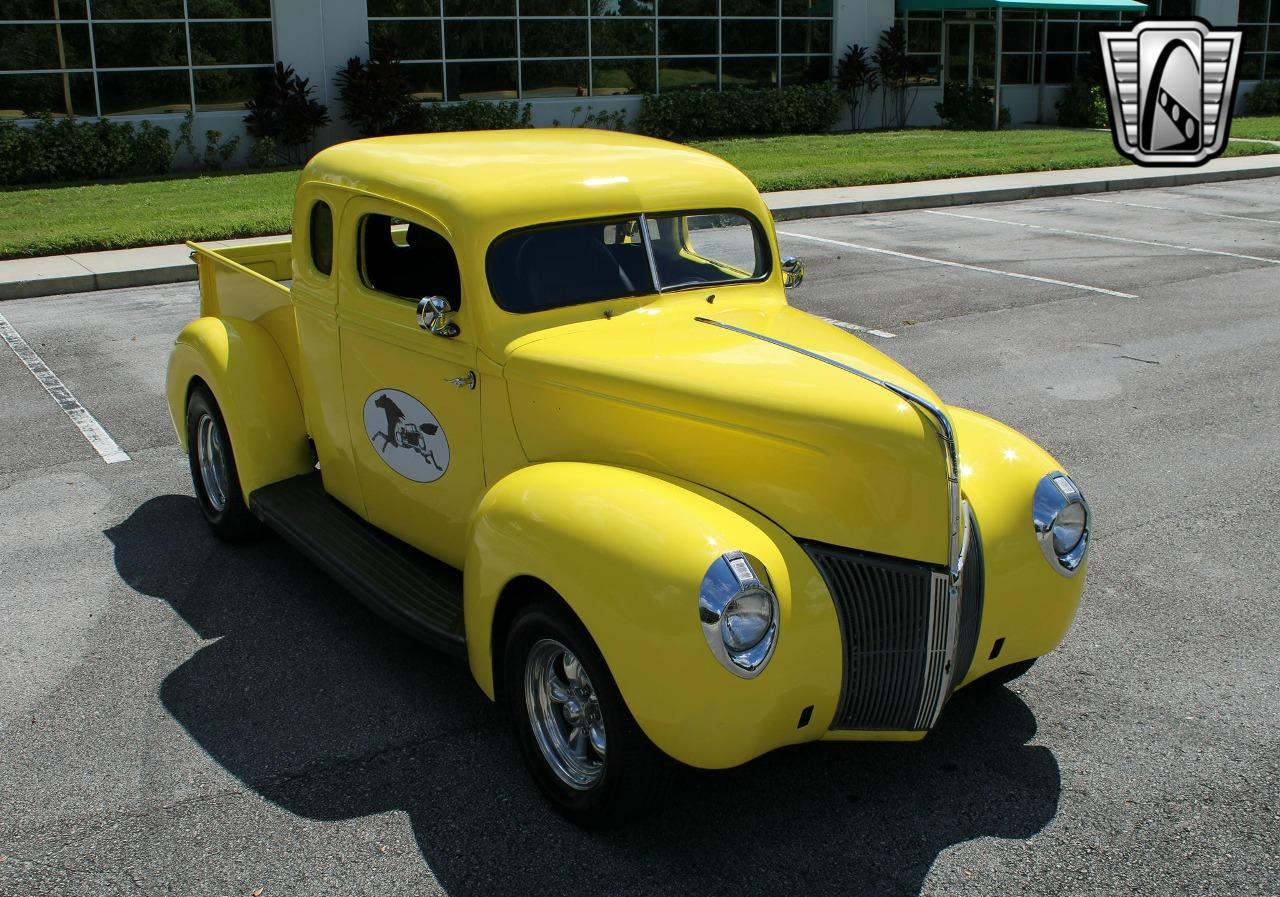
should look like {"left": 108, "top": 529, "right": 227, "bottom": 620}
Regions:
{"left": 1, "top": 0, "right": 1273, "bottom": 145}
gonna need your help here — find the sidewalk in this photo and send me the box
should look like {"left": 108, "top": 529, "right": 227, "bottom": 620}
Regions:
{"left": 3, "top": 152, "right": 1278, "bottom": 302}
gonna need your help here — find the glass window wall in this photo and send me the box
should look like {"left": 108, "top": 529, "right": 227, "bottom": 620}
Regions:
{"left": 899, "top": 5, "right": 1152, "bottom": 89}
{"left": 1240, "top": 0, "right": 1276, "bottom": 81}
{"left": 0, "top": 0, "right": 275, "bottom": 119}
{"left": 369, "top": 0, "right": 834, "bottom": 99}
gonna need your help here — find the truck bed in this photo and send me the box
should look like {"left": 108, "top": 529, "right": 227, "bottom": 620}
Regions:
{"left": 188, "top": 238, "right": 301, "bottom": 387}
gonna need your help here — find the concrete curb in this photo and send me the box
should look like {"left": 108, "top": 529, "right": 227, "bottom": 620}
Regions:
{"left": 0, "top": 237, "right": 276, "bottom": 302}
{"left": 3, "top": 155, "right": 1279, "bottom": 301}
{"left": 0, "top": 262, "right": 199, "bottom": 302}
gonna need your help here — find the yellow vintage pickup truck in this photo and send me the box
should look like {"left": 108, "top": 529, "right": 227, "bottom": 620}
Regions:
{"left": 166, "top": 130, "right": 1090, "bottom": 827}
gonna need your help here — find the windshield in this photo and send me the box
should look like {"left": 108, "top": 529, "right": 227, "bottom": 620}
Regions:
{"left": 487, "top": 210, "right": 769, "bottom": 313}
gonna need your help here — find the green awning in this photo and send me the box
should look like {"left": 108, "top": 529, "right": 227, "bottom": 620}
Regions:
{"left": 896, "top": 0, "right": 1145, "bottom": 10}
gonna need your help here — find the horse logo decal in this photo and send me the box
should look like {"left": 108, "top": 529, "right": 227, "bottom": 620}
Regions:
{"left": 362, "top": 389, "right": 450, "bottom": 483}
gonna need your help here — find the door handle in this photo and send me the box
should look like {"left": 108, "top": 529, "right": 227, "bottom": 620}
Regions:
{"left": 445, "top": 371, "right": 476, "bottom": 390}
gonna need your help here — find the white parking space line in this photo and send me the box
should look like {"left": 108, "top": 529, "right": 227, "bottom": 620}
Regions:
{"left": 1079, "top": 195, "right": 1280, "bottom": 226}
{"left": 0, "top": 312, "right": 130, "bottom": 464}
{"left": 816, "top": 316, "right": 896, "bottom": 338}
{"left": 925, "top": 209, "right": 1280, "bottom": 266}
{"left": 777, "top": 230, "right": 1138, "bottom": 300}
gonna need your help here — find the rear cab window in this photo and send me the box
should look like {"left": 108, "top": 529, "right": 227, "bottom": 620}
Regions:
{"left": 310, "top": 201, "right": 333, "bottom": 276}
{"left": 487, "top": 210, "right": 770, "bottom": 314}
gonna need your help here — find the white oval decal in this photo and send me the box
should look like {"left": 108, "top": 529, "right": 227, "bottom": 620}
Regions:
{"left": 362, "top": 389, "right": 450, "bottom": 483}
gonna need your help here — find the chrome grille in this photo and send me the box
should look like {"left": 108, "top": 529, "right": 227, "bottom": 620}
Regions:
{"left": 805, "top": 522, "right": 983, "bottom": 732}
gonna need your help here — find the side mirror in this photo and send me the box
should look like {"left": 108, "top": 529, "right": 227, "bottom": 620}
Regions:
{"left": 417, "top": 296, "right": 459, "bottom": 338}
{"left": 781, "top": 256, "right": 805, "bottom": 289}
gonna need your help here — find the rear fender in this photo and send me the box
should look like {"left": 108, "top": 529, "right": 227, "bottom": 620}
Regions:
{"left": 465, "top": 462, "right": 843, "bottom": 769}
{"left": 166, "top": 316, "right": 313, "bottom": 500}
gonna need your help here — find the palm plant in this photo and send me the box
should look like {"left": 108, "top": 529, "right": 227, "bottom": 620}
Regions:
{"left": 872, "top": 25, "right": 917, "bottom": 129}
{"left": 244, "top": 62, "right": 329, "bottom": 166}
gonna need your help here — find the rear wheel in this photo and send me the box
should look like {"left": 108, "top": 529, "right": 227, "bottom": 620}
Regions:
{"left": 504, "top": 600, "right": 671, "bottom": 828}
{"left": 185, "top": 385, "right": 259, "bottom": 541}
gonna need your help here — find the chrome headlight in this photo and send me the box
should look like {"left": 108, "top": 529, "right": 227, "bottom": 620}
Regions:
{"left": 698, "top": 551, "right": 779, "bottom": 678}
{"left": 1033, "top": 472, "right": 1091, "bottom": 577}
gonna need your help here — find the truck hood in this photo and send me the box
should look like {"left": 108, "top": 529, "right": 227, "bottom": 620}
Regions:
{"left": 503, "top": 303, "right": 952, "bottom": 564}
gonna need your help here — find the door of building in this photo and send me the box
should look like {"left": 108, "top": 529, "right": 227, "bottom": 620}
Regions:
{"left": 945, "top": 18, "right": 996, "bottom": 86}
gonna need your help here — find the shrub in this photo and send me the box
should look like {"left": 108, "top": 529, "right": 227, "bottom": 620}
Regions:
{"left": 1243, "top": 80, "right": 1280, "bottom": 115}
{"left": 0, "top": 120, "right": 34, "bottom": 184}
{"left": 633, "top": 84, "right": 840, "bottom": 141}
{"left": 551, "top": 105, "right": 628, "bottom": 130}
{"left": 1055, "top": 78, "right": 1109, "bottom": 128}
{"left": 417, "top": 99, "right": 533, "bottom": 132}
{"left": 0, "top": 115, "right": 175, "bottom": 186}
{"left": 335, "top": 45, "right": 424, "bottom": 137}
{"left": 935, "top": 80, "right": 1011, "bottom": 130}
{"left": 246, "top": 136, "right": 282, "bottom": 169}
{"left": 134, "top": 121, "right": 177, "bottom": 174}
{"left": 836, "top": 44, "right": 878, "bottom": 131}
{"left": 244, "top": 61, "right": 329, "bottom": 165}
{"left": 177, "top": 110, "right": 241, "bottom": 171}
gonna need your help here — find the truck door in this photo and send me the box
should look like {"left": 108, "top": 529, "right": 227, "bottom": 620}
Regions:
{"left": 337, "top": 197, "right": 482, "bottom": 570}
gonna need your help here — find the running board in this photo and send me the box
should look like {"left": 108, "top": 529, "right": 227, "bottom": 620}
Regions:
{"left": 249, "top": 473, "right": 465, "bottom": 659}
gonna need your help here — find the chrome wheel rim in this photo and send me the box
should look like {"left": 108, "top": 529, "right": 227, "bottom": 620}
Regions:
{"left": 196, "top": 412, "right": 230, "bottom": 513}
{"left": 524, "top": 638, "right": 606, "bottom": 790}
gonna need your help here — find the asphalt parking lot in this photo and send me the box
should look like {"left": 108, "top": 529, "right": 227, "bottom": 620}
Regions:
{"left": 2, "top": 177, "right": 1279, "bottom": 897}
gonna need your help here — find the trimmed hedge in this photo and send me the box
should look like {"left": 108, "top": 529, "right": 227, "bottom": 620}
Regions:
{"left": 0, "top": 115, "right": 174, "bottom": 186}
{"left": 634, "top": 84, "right": 840, "bottom": 141}
{"left": 1243, "top": 80, "right": 1280, "bottom": 115}
{"left": 418, "top": 99, "right": 533, "bottom": 132}
{"left": 1055, "top": 79, "right": 1109, "bottom": 128}
{"left": 935, "top": 81, "right": 1011, "bottom": 130}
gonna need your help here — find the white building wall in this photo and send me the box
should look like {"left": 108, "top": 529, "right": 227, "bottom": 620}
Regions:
{"left": 28, "top": 0, "right": 1267, "bottom": 157}
{"left": 832, "top": 0, "right": 896, "bottom": 127}
{"left": 272, "top": 0, "right": 368, "bottom": 147}
{"left": 1197, "top": 0, "right": 1239, "bottom": 24}
{"left": 1194, "top": 0, "right": 1259, "bottom": 114}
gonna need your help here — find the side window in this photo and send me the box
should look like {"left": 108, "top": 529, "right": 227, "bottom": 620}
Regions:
{"left": 359, "top": 213, "right": 462, "bottom": 309}
{"left": 310, "top": 201, "right": 333, "bottom": 277}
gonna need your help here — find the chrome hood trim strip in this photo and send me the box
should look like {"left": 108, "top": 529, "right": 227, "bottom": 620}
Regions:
{"left": 694, "top": 315, "right": 963, "bottom": 582}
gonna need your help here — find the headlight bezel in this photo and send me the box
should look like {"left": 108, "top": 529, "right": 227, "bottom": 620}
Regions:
{"left": 698, "top": 551, "right": 779, "bottom": 678}
{"left": 1032, "top": 472, "right": 1091, "bottom": 577}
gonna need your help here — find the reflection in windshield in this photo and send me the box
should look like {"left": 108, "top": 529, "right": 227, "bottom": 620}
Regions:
{"left": 487, "top": 211, "right": 767, "bottom": 313}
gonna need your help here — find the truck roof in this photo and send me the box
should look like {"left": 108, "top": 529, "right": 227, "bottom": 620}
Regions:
{"left": 302, "top": 129, "right": 764, "bottom": 238}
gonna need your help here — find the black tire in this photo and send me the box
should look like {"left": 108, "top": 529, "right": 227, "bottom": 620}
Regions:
{"left": 503, "top": 600, "right": 673, "bottom": 829}
{"left": 185, "top": 385, "right": 260, "bottom": 542}
{"left": 974, "top": 658, "right": 1037, "bottom": 690}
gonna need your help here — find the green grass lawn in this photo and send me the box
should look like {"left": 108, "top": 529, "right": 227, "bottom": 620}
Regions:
{"left": 1, "top": 128, "right": 1275, "bottom": 260}
{"left": 698, "top": 128, "right": 1277, "bottom": 193}
{"left": 1231, "top": 115, "right": 1280, "bottom": 141}
{"left": 1, "top": 170, "right": 299, "bottom": 260}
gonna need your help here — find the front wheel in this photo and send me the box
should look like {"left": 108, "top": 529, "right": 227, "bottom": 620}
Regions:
{"left": 504, "top": 601, "right": 671, "bottom": 828}
{"left": 185, "top": 385, "right": 259, "bottom": 541}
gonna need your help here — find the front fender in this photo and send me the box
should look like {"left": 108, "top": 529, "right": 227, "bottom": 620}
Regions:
{"left": 464, "top": 462, "right": 843, "bottom": 769}
{"left": 950, "top": 406, "right": 1088, "bottom": 685}
{"left": 166, "top": 316, "right": 313, "bottom": 500}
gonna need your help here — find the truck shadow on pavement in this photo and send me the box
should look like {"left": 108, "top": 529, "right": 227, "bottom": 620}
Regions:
{"left": 108, "top": 495, "right": 1062, "bottom": 897}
